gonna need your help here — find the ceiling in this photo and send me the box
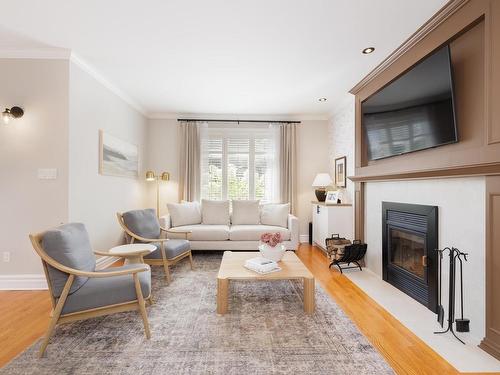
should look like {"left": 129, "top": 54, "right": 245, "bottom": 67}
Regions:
{"left": 0, "top": 0, "right": 447, "bottom": 117}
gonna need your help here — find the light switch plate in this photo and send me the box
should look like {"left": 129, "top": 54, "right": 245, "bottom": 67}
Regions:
{"left": 38, "top": 168, "right": 58, "bottom": 180}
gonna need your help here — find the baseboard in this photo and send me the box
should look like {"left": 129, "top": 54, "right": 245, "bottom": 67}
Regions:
{"left": 0, "top": 256, "right": 119, "bottom": 291}
{"left": 0, "top": 274, "right": 48, "bottom": 290}
{"left": 299, "top": 234, "right": 310, "bottom": 243}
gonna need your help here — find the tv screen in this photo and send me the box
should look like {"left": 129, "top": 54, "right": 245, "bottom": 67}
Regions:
{"left": 362, "top": 45, "right": 457, "bottom": 161}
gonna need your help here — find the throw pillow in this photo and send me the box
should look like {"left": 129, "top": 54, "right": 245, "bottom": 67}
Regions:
{"left": 231, "top": 200, "right": 260, "bottom": 225}
{"left": 202, "top": 199, "right": 230, "bottom": 225}
{"left": 167, "top": 201, "right": 202, "bottom": 227}
{"left": 260, "top": 203, "right": 290, "bottom": 228}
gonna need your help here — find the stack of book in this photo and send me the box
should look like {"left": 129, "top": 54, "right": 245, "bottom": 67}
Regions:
{"left": 244, "top": 257, "right": 281, "bottom": 274}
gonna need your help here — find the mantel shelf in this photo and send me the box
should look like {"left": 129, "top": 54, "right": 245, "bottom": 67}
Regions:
{"left": 348, "top": 162, "right": 500, "bottom": 183}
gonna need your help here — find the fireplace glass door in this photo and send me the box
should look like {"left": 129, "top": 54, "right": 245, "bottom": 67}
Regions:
{"left": 389, "top": 228, "right": 425, "bottom": 280}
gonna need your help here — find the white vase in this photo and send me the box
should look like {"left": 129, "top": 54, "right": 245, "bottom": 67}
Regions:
{"left": 258, "top": 243, "right": 286, "bottom": 262}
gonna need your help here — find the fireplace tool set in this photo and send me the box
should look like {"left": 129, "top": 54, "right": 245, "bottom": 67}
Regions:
{"left": 434, "top": 247, "right": 470, "bottom": 344}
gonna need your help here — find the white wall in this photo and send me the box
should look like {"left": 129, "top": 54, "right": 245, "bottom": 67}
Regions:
{"left": 327, "top": 95, "right": 355, "bottom": 203}
{"left": 364, "top": 177, "right": 486, "bottom": 343}
{"left": 145, "top": 118, "right": 330, "bottom": 236}
{"left": 0, "top": 58, "right": 69, "bottom": 275}
{"left": 68, "top": 62, "right": 148, "bottom": 252}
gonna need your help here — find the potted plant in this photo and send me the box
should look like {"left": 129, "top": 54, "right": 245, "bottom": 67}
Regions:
{"left": 259, "top": 232, "right": 286, "bottom": 262}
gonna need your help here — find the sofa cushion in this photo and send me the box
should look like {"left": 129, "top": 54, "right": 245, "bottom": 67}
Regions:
{"left": 42, "top": 223, "right": 96, "bottom": 298}
{"left": 260, "top": 203, "right": 290, "bottom": 228}
{"left": 168, "top": 225, "right": 230, "bottom": 241}
{"left": 231, "top": 200, "right": 260, "bottom": 225}
{"left": 145, "top": 239, "right": 191, "bottom": 259}
{"left": 202, "top": 200, "right": 230, "bottom": 225}
{"left": 229, "top": 225, "right": 291, "bottom": 241}
{"left": 122, "top": 209, "right": 160, "bottom": 239}
{"left": 167, "top": 201, "right": 201, "bottom": 227}
{"left": 62, "top": 264, "right": 151, "bottom": 314}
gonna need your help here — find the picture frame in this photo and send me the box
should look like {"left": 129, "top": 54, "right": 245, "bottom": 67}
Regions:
{"left": 325, "top": 190, "right": 339, "bottom": 205}
{"left": 99, "top": 130, "right": 139, "bottom": 179}
{"left": 334, "top": 156, "right": 347, "bottom": 188}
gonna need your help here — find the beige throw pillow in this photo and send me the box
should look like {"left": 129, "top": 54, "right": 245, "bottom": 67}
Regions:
{"left": 202, "top": 199, "right": 230, "bottom": 225}
{"left": 260, "top": 203, "right": 290, "bottom": 228}
{"left": 167, "top": 201, "right": 201, "bottom": 227}
{"left": 231, "top": 200, "right": 260, "bottom": 225}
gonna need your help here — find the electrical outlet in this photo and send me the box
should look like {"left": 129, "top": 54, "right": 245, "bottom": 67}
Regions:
{"left": 3, "top": 252, "right": 10, "bottom": 262}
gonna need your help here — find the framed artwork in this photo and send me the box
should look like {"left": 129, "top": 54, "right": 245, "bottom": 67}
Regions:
{"left": 335, "top": 156, "right": 347, "bottom": 188}
{"left": 325, "top": 190, "right": 339, "bottom": 205}
{"left": 99, "top": 130, "right": 139, "bottom": 178}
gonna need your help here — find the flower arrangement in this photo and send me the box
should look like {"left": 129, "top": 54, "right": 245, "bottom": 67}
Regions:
{"left": 260, "top": 232, "right": 283, "bottom": 248}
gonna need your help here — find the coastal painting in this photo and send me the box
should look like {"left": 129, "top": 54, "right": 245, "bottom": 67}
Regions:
{"left": 99, "top": 130, "right": 138, "bottom": 178}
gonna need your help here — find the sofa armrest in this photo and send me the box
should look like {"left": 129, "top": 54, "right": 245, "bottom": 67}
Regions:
{"left": 288, "top": 214, "right": 299, "bottom": 250}
{"left": 159, "top": 214, "right": 172, "bottom": 230}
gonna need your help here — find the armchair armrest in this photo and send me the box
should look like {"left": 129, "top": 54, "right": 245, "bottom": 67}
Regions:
{"left": 77, "top": 265, "right": 150, "bottom": 278}
{"left": 93, "top": 250, "right": 151, "bottom": 258}
{"left": 162, "top": 228, "right": 191, "bottom": 240}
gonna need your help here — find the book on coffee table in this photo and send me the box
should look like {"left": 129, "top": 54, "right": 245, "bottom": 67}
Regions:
{"left": 244, "top": 257, "right": 281, "bottom": 274}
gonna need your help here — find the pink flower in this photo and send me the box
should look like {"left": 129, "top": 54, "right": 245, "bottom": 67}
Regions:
{"left": 260, "top": 232, "right": 283, "bottom": 247}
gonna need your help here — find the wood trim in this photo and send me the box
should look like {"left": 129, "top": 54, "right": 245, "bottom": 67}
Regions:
{"left": 349, "top": 0, "right": 469, "bottom": 95}
{"left": 348, "top": 161, "right": 500, "bottom": 182}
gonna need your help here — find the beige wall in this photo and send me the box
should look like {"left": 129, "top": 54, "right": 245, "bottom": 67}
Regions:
{"left": 145, "top": 118, "right": 330, "bottom": 237}
{"left": 0, "top": 58, "right": 70, "bottom": 275}
{"left": 68, "top": 62, "right": 148, "bottom": 252}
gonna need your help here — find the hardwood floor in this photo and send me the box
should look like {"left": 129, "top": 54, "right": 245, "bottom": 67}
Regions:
{"left": 0, "top": 245, "right": 489, "bottom": 374}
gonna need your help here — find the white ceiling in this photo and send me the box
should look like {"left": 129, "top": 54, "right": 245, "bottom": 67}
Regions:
{"left": 0, "top": 0, "right": 447, "bottom": 117}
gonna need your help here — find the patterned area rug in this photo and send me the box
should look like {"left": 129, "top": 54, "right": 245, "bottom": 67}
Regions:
{"left": 1, "top": 253, "right": 393, "bottom": 374}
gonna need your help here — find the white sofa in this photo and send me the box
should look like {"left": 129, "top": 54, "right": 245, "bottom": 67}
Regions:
{"left": 160, "top": 200, "right": 299, "bottom": 251}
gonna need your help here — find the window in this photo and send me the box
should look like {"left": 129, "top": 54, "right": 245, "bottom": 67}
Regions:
{"left": 200, "top": 125, "right": 279, "bottom": 203}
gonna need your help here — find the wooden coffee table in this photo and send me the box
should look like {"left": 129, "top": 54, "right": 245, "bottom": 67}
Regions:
{"left": 216, "top": 251, "right": 315, "bottom": 315}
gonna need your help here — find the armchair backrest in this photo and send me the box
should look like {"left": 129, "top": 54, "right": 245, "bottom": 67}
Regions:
{"left": 31, "top": 223, "right": 96, "bottom": 298}
{"left": 120, "top": 209, "right": 161, "bottom": 240}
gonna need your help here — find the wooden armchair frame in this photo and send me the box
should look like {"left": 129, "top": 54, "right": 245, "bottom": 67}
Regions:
{"left": 116, "top": 212, "right": 193, "bottom": 283}
{"left": 29, "top": 232, "right": 152, "bottom": 358}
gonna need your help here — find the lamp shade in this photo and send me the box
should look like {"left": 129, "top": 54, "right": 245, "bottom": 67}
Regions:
{"left": 312, "top": 173, "right": 333, "bottom": 187}
{"left": 145, "top": 171, "right": 156, "bottom": 181}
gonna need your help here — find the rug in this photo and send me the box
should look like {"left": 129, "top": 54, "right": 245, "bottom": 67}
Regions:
{"left": 1, "top": 253, "right": 393, "bottom": 374}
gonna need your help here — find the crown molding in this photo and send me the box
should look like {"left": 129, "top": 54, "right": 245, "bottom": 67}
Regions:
{"left": 148, "top": 112, "right": 330, "bottom": 121}
{"left": 0, "top": 48, "right": 71, "bottom": 59}
{"left": 70, "top": 53, "right": 147, "bottom": 116}
{"left": 349, "top": 0, "right": 470, "bottom": 95}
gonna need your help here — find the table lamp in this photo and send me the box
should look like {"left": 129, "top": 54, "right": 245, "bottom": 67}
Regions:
{"left": 312, "top": 173, "right": 333, "bottom": 202}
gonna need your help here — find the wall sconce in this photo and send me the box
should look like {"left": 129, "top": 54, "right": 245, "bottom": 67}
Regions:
{"left": 2, "top": 106, "right": 24, "bottom": 125}
{"left": 145, "top": 170, "right": 170, "bottom": 217}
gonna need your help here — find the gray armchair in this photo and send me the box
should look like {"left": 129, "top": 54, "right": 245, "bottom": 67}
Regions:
{"left": 117, "top": 208, "right": 193, "bottom": 283}
{"left": 29, "top": 223, "right": 152, "bottom": 358}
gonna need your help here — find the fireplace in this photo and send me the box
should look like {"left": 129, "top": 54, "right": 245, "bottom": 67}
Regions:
{"left": 382, "top": 202, "right": 438, "bottom": 312}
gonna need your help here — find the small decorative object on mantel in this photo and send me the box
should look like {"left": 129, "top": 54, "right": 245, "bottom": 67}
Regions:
{"left": 334, "top": 156, "right": 347, "bottom": 188}
{"left": 434, "top": 247, "right": 470, "bottom": 344}
{"left": 259, "top": 232, "right": 286, "bottom": 262}
{"left": 312, "top": 173, "right": 333, "bottom": 202}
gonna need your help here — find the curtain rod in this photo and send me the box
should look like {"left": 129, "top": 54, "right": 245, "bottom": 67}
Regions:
{"left": 177, "top": 119, "right": 301, "bottom": 124}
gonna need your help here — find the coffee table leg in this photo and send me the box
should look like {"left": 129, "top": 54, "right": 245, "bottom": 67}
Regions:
{"left": 217, "top": 278, "right": 229, "bottom": 314}
{"left": 303, "top": 277, "right": 315, "bottom": 314}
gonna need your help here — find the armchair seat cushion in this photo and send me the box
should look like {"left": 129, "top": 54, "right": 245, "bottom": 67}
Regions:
{"left": 62, "top": 264, "right": 151, "bottom": 315}
{"left": 145, "top": 239, "right": 191, "bottom": 260}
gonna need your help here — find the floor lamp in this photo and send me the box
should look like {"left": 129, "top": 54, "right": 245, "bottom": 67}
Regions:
{"left": 146, "top": 171, "right": 170, "bottom": 218}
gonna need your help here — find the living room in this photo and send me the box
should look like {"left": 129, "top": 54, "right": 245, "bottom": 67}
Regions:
{"left": 1, "top": 0, "right": 500, "bottom": 374}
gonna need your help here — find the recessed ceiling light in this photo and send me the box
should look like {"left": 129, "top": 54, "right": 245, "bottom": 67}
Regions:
{"left": 318, "top": 98, "right": 327, "bottom": 102}
{"left": 362, "top": 47, "right": 375, "bottom": 54}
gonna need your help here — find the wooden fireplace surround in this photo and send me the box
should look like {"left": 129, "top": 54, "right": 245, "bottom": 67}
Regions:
{"left": 347, "top": 0, "right": 500, "bottom": 360}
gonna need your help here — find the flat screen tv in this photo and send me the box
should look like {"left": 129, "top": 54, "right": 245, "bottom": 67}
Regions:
{"left": 362, "top": 45, "right": 457, "bottom": 161}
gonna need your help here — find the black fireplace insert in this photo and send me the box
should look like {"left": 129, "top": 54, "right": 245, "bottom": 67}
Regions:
{"left": 382, "top": 202, "right": 438, "bottom": 313}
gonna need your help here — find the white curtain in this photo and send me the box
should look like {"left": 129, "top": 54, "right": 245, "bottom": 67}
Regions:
{"left": 179, "top": 121, "right": 202, "bottom": 201}
{"left": 277, "top": 123, "right": 297, "bottom": 214}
